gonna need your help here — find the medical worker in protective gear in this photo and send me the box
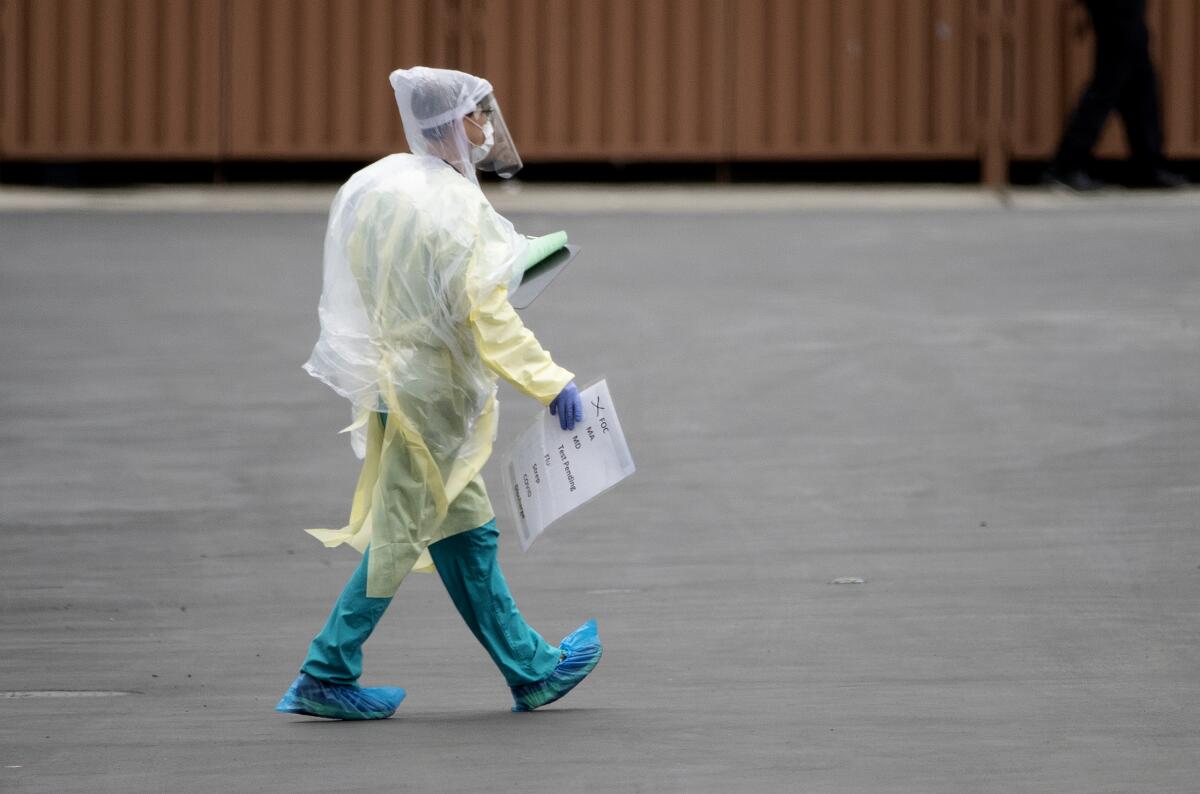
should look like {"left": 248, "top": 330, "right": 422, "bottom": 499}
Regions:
{"left": 276, "top": 67, "right": 600, "bottom": 720}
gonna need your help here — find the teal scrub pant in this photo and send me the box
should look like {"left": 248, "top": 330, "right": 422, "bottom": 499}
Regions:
{"left": 301, "top": 519, "right": 561, "bottom": 688}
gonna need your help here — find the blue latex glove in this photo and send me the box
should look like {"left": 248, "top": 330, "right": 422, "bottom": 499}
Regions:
{"left": 549, "top": 382, "right": 583, "bottom": 431}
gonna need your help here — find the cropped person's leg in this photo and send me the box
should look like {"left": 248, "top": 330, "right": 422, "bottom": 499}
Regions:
{"left": 1114, "top": 8, "right": 1167, "bottom": 171}
{"left": 1106, "top": 1, "right": 1159, "bottom": 161}
{"left": 1052, "top": 2, "right": 1131, "bottom": 175}
{"left": 1118, "top": 57, "right": 1164, "bottom": 167}
{"left": 301, "top": 547, "right": 392, "bottom": 686}
{"left": 429, "top": 520, "right": 561, "bottom": 687}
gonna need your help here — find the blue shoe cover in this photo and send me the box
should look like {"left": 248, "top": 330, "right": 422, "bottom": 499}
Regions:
{"left": 275, "top": 672, "right": 405, "bottom": 720}
{"left": 510, "top": 620, "right": 602, "bottom": 712}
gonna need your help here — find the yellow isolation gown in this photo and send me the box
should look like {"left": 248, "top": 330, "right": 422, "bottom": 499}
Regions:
{"left": 303, "top": 154, "right": 573, "bottom": 597}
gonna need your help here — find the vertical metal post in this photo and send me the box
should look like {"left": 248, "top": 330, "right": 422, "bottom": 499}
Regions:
{"left": 0, "top": 0, "right": 7, "bottom": 163}
{"left": 980, "top": 0, "right": 1010, "bottom": 187}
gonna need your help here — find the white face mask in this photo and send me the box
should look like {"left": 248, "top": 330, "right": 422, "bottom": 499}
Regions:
{"left": 467, "top": 117, "right": 494, "bottom": 164}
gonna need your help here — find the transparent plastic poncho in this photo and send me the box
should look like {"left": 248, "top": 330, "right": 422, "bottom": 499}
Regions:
{"left": 303, "top": 152, "right": 529, "bottom": 467}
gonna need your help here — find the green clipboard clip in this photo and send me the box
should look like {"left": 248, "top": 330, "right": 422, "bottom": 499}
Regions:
{"left": 510, "top": 232, "right": 580, "bottom": 310}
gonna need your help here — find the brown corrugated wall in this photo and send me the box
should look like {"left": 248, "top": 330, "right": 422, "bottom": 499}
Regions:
{"left": 2, "top": 0, "right": 1198, "bottom": 177}
{"left": 224, "top": 0, "right": 464, "bottom": 158}
{"left": 2, "top": 0, "right": 222, "bottom": 159}
{"left": 730, "top": 0, "right": 981, "bottom": 159}
{"left": 462, "top": 0, "right": 731, "bottom": 160}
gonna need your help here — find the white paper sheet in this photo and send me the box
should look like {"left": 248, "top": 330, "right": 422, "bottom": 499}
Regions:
{"left": 503, "top": 379, "right": 636, "bottom": 550}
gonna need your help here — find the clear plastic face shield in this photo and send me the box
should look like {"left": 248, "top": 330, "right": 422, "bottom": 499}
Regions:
{"left": 466, "top": 94, "right": 522, "bottom": 179}
{"left": 389, "top": 67, "right": 522, "bottom": 185}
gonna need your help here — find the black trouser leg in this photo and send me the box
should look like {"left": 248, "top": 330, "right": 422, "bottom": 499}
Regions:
{"left": 1114, "top": 30, "right": 1165, "bottom": 167}
{"left": 1052, "top": 0, "right": 1146, "bottom": 173}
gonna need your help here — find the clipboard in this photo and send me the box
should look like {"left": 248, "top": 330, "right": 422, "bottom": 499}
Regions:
{"left": 510, "top": 244, "right": 580, "bottom": 309}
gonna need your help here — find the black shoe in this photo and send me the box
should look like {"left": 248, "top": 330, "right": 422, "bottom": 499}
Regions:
{"left": 1132, "top": 167, "right": 1188, "bottom": 189}
{"left": 1042, "top": 168, "right": 1104, "bottom": 192}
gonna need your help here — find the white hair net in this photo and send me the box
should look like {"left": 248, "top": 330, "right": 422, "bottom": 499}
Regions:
{"left": 388, "top": 66, "right": 522, "bottom": 186}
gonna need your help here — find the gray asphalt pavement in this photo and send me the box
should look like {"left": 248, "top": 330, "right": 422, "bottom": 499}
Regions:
{"left": 2, "top": 189, "right": 1198, "bottom": 792}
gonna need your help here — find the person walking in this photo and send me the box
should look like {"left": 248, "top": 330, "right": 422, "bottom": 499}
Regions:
{"left": 1045, "top": 0, "right": 1187, "bottom": 191}
{"left": 276, "top": 66, "right": 601, "bottom": 720}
